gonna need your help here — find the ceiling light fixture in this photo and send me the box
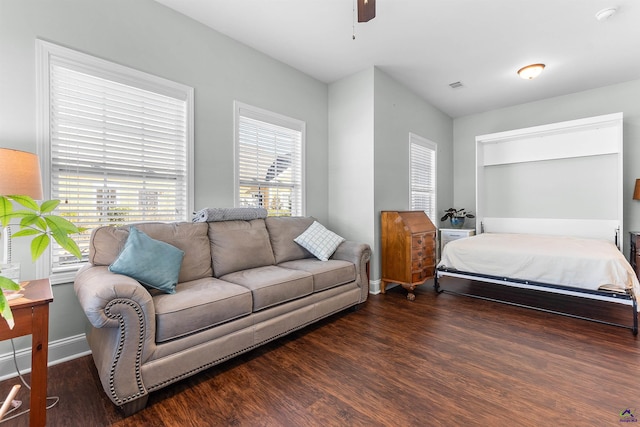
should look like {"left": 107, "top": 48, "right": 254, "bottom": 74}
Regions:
{"left": 595, "top": 7, "right": 617, "bottom": 21}
{"left": 517, "top": 63, "right": 545, "bottom": 80}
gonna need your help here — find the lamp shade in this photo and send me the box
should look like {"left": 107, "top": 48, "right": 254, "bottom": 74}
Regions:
{"left": 0, "top": 148, "right": 43, "bottom": 199}
{"left": 634, "top": 179, "right": 640, "bottom": 200}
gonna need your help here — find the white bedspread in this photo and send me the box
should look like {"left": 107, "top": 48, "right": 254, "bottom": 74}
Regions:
{"left": 438, "top": 233, "right": 640, "bottom": 296}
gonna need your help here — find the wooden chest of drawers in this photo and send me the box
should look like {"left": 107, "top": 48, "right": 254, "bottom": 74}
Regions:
{"left": 381, "top": 211, "right": 436, "bottom": 300}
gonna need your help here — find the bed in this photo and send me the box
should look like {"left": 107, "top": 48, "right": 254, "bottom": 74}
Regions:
{"left": 435, "top": 112, "right": 639, "bottom": 334}
{"left": 435, "top": 232, "right": 639, "bottom": 334}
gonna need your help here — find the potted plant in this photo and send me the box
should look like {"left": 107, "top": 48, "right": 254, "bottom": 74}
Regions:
{"left": 0, "top": 195, "right": 84, "bottom": 329}
{"left": 440, "top": 208, "right": 475, "bottom": 229}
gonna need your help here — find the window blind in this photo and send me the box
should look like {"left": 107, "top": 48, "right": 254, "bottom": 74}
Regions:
{"left": 410, "top": 134, "right": 437, "bottom": 221}
{"left": 236, "top": 105, "right": 304, "bottom": 216}
{"left": 48, "top": 59, "right": 189, "bottom": 273}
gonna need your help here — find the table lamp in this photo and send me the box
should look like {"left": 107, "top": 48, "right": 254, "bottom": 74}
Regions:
{"left": 0, "top": 148, "right": 44, "bottom": 280}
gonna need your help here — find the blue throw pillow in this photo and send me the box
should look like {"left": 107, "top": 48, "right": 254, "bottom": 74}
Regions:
{"left": 109, "top": 226, "right": 185, "bottom": 294}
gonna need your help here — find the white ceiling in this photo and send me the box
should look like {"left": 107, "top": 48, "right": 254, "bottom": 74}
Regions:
{"left": 154, "top": 0, "right": 640, "bottom": 118}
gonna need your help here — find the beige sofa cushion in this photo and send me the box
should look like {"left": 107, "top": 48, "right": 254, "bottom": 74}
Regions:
{"left": 278, "top": 259, "right": 355, "bottom": 292}
{"left": 89, "top": 222, "right": 213, "bottom": 283}
{"left": 152, "top": 277, "right": 252, "bottom": 343}
{"left": 265, "top": 216, "right": 315, "bottom": 264}
{"left": 208, "top": 219, "right": 275, "bottom": 277}
{"left": 221, "top": 266, "right": 313, "bottom": 311}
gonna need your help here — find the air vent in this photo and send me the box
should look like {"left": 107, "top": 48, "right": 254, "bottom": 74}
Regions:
{"left": 449, "top": 81, "right": 464, "bottom": 89}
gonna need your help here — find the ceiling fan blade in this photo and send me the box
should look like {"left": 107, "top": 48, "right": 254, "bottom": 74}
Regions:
{"left": 358, "top": 0, "right": 376, "bottom": 23}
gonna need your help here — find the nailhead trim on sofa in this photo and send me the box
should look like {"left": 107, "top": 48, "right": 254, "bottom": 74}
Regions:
{"left": 105, "top": 299, "right": 147, "bottom": 404}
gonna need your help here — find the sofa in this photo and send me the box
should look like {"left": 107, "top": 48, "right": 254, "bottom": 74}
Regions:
{"left": 74, "top": 214, "right": 371, "bottom": 415}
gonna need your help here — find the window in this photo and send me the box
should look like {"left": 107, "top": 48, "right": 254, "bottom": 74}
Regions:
{"left": 36, "top": 40, "right": 194, "bottom": 283}
{"left": 234, "top": 102, "right": 305, "bottom": 216}
{"left": 410, "top": 133, "right": 437, "bottom": 221}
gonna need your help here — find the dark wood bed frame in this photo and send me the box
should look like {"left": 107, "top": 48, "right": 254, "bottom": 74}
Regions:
{"left": 434, "top": 267, "right": 638, "bottom": 335}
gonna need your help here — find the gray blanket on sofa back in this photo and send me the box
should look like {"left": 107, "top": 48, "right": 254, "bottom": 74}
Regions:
{"left": 192, "top": 207, "right": 268, "bottom": 222}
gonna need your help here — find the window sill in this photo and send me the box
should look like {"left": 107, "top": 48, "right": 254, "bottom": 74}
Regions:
{"left": 50, "top": 265, "right": 84, "bottom": 285}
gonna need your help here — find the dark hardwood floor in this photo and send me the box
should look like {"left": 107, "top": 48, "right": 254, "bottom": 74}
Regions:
{"left": 1, "top": 279, "right": 639, "bottom": 426}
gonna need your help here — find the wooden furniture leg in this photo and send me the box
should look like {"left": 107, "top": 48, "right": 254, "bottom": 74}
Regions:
{"left": 30, "top": 303, "right": 50, "bottom": 426}
{"left": 401, "top": 283, "right": 416, "bottom": 301}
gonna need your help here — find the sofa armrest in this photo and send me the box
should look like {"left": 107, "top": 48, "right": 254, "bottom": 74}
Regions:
{"left": 74, "top": 264, "right": 156, "bottom": 330}
{"left": 331, "top": 241, "right": 371, "bottom": 302}
{"left": 74, "top": 264, "right": 156, "bottom": 408}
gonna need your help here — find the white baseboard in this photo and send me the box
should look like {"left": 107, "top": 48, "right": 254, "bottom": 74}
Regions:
{"left": 0, "top": 334, "right": 90, "bottom": 382}
{"left": 369, "top": 279, "right": 381, "bottom": 294}
{"left": 369, "top": 280, "right": 402, "bottom": 295}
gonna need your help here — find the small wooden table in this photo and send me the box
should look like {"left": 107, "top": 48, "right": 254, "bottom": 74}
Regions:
{"left": 0, "top": 278, "right": 53, "bottom": 426}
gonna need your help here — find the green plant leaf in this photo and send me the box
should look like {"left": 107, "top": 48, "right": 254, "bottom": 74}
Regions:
{"left": 52, "top": 232, "right": 82, "bottom": 259}
{"left": 40, "top": 199, "right": 60, "bottom": 213}
{"left": 32, "top": 216, "right": 48, "bottom": 231}
{"left": 8, "top": 195, "right": 39, "bottom": 211}
{"left": 19, "top": 213, "right": 42, "bottom": 227}
{"left": 11, "top": 228, "right": 41, "bottom": 238}
{"left": 0, "top": 293, "right": 15, "bottom": 330}
{"left": 0, "top": 276, "right": 20, "bottom": 292}
{"left": 0, "top": 196, "right": 13, "bottom": 227}
{"left": 8, "top": 209, "right": 36, "bottom": 215}
{"left": 30, "top": 234, "right": 51, "bottom": 261}
{"left": 0, "top": 276, "right": 19, "bottom": 330}
{"left": 45, "top": 215, "right": 82, "bottom": 234}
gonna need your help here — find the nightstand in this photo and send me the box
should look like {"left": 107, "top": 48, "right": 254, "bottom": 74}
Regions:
{"left": 629, "top": 231, "right": 640, "bottom": 279}
{"left": 440, "top": 228, "right": 475, "bottom": 255}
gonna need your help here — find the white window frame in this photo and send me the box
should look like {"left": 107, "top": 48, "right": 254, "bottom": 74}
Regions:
{"left": 35, "top": 40, "right": 194, "bottom": 284}
{"left": 233, "top": 101, "right": 306, "bottom": 216}
{"left": 409, "top": 133, "right": 437, "bottom": 222}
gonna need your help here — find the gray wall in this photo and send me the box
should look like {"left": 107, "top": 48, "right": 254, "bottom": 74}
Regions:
{"left": 327, "top": 67, "right": 453, "bottom": 287}
{"left": 453, "top": 78, "right": 640, "bottom": 257}
{"left": 1, "top": 0, "right": 329, "bottom": 220}
{"left": 373, "top": 68, "right": 454, "bottom": 284}
{"left": 328, "top": 68, "right": 375, "bottom": 255}
{"left": 0, "top": 0, "right": 329, "bottom": 366}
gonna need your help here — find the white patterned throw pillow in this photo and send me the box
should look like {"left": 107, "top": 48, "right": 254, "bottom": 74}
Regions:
{"left": 294, "top": 221, "right": 345, "bottom": 261}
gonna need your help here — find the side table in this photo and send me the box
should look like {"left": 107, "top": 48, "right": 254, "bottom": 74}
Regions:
{"left": 0, "top": 278, "right": 53, "bottom": 427}
{"left": 440, "top": 228, "right": 475, "bottom": 255}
